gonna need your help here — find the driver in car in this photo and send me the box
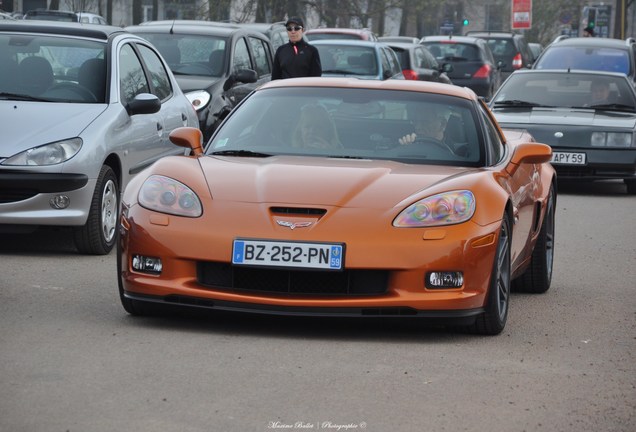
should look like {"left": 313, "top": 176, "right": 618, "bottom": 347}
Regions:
{"left": 399, "top": 108, "right": 448, "bottom": 146}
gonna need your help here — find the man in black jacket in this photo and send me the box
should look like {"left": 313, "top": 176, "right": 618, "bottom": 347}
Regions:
{"left": 272, "top": 17, "right": 322, "bottom": 80}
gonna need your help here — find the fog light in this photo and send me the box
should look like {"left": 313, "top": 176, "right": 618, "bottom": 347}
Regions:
{"left": 426, "top": 271, "right": 464, "bottom": 289}
{"left": 50, "top": 195, "right": 70, "bottom": 209}
{"left": 132, "top": 255, "right": 163, "bottom": 274}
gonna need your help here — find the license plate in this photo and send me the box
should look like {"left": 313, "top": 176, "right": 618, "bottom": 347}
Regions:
{"left": 551, "top": 152, "right": 586, "bottom": 165}
{"left": 232, "top": 239, "right": 344, "bottom": 270}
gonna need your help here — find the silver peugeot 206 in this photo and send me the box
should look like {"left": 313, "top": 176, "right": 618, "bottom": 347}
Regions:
{"left": 0, "top": 21, "right": 198, "bottom": 254}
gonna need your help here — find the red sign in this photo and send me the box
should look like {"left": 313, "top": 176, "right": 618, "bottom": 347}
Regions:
{"left": 511, "top": 0, "right": 532, "bottom": 29}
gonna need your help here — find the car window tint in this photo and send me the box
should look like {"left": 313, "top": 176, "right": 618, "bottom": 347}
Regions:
{"left": 478, "top": 105, "right": 503, "bottom": 163}
{"left": 209, "top": 87, "right": 483, "bottom": 166}
{"left": 119, "top": 43, "right": 150, "bottom": 105}
{"left": 536, "top": 46, "right": 630, "bottom": 75}
{"left": 233, "top": 37, "right": 252, "bottom": 73}
{"left": 248, "top": 36, "right": 271, "bottom": 77}
{"left": 137, "top": 44, "right": 172, "bottom": 101}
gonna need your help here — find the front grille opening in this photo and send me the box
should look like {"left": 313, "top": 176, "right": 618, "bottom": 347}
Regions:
{"left": 197, "top": 261, "right": 388, "bottom": 296}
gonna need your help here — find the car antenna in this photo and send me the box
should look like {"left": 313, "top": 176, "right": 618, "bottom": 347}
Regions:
{"left": 170, "top": 19, "right": 175, "bottom": 34}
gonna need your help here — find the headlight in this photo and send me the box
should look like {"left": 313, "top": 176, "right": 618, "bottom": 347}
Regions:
{"left": 591, "top": 132, "right": 635, "bottom": 148}
{"left": 138, "top": 175, "right": 203, "bottom": 217}
{"left": 185, "top": 90, "right": 211, "bottom": 112}
{"left": 393, "top": 190, "right": 475, "bottom": 227}
{"left": 2, "top": 138, "right": 82, "bottom": 166}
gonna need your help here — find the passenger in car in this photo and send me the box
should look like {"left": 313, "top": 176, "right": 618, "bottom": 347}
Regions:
{"left": 589, "top": 79, "right": 611, "bottom": 105}
{"left": 291, "top": 104, "right": 341, "bottom": 149}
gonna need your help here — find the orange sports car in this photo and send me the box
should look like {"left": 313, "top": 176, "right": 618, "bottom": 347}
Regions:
{"left": 118, "top": 78, "right": 556, "bottom": 335}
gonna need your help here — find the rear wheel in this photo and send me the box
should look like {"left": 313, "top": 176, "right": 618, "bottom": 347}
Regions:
{"left": 512, "top": 185, "right": 555, "bottom": 293}
{"left": 469, "top": 216, "right": 511, "bottom": 335}
{"left": 74, "top": 165, "right": 119, "bottom": 255}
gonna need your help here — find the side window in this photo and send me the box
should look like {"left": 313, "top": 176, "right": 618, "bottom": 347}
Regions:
{"left": 423, "top": 49, "right": 438, "bottom": 69}
{"left": 414, "top": 47, "right": 428, "bottom": 68}
{"left": 248, "top": 36, "right": 271, "bottom": 77}
{"left": 479, "top": 105, "right": 503, "bottom": 163}
{"left": 233, "top": 38, "right": 251, "bottom": 73}
{"left": 386, "top": 48, "right": 401, "bottom": 75}
{"left": 137, "top": 43, "right": 172, "bottom": 101}
{"left": 380, "top": 48, "right": 392, "bottom": 77}
{"left": 119, "top": 43, "right": 150, "bottom": 105}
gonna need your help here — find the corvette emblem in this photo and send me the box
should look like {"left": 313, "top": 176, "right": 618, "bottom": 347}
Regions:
{"left": 276, "top": 220, "right": 313, "bottom": 230}
{"left": 554, "top": 132, "right": 564, "bottom": 138}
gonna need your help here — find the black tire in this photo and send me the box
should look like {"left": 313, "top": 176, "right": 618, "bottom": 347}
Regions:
{"left": 469, "top": 215, "right": 512, "bottom": 335}
{"left": 625, "top": 179, "right": 636, "bottom": 195}
{"left": 116, "top": 236, "right": 147, "bottom": 316}
{"left": 73, "top": 165, "right": 119, "bottom": 255}
{"left": 512, "top": 186, "right": 556, "bottom": 293}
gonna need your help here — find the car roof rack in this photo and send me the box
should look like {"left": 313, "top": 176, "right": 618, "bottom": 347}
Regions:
{"left": 552, "top": 35, "right": 570, "bottom": 43}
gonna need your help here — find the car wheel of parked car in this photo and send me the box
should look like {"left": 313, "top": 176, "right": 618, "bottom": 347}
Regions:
{"left": 625, "top": 179, "right": 636, "bottom": 194}
{"left": 73, "top": 165, "right": 119, "bottom": 255}
{"left": 469, "top": 215, "right": 511, "bottom": 335}
{"left": 512, "top": 185, "right": 555, "bottom": 293}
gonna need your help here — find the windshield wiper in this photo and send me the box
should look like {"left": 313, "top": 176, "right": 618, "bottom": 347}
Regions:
{"left": 493, "top": 100, "right": 553, "bottom": 108}
{"left": 211, "top": 149, "right": 271, "bottom": 157}
{"left": 0, "top": 92, "right": 50, "bottom": 102}
{"left": 585, "top": 103, "right": 636, "bottom": 112}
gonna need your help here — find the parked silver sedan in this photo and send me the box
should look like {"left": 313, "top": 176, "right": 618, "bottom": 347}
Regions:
{"left": 0, "top": 21, "right": 198, "bottom": 254}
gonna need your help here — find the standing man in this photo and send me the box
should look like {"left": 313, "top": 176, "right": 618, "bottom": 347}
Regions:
{"left": 583, "top": 26, "right": 595, "bottom": 37}
{"left": 272, "top": 17, "right": 322, "bottom": 80}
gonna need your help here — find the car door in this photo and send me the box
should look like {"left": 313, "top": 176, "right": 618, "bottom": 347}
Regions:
{"left": 135, "top": 42, "right": 192, "bottom": 149}
{"left": 116, "top": 42, "right": 178, "bottom": 181}
{"left": 224, "top": 35, "right": 271, "bottom": 105}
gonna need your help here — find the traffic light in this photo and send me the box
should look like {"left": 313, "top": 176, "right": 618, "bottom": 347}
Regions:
{"left": 462, "top": 18, "right": 469, "bottom": 26}
{"left": 587, "top": 8, "right": 597, "bottom": 28}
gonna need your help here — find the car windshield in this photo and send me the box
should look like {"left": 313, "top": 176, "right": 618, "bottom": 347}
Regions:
{"left": 0, "top": 33, "right": 106, "bottom": 103}
{"left": 492, "top": 72, "right": 636, "bottom": 112}
{"left": 207, "top": 87, "right": 483, "bottom": 167}
{"left": 315, "top": 45, "right": 378, "bottom": 76}
{"left": 535, "top": 46, "right": 630, "bottom": 75}
{"left": 422, "top": 42, "right": 479, "bottom": 62}
{"left": 139, "top": 33, "right": 227, "bottom": 77}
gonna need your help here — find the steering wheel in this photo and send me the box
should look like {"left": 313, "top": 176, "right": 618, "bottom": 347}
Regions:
{"left": 410, "top": 137, "right": 455, "bottom": 155}
{"left": 47, "top": 82, "right": 98, "bottom": 102}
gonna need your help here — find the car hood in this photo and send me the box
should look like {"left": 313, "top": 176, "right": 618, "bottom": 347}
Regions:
{"left": 493, "top": 108, "right": 636, "bottom": 128}
{"left": 199, "top": 156, "right": 473, "bottom": 208}
{"left": 0, "top": 102, "right": 107, "bottom": 156}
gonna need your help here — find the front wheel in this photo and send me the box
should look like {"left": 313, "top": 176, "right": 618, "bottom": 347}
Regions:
{"left": 74, "top": 165, "right": 119, "bottom": 255}
{"left": 469, "top": 216, "right": 512, "bottom": 335}
{"left": 512, "top": 185, "right": 555, "bottom": 293}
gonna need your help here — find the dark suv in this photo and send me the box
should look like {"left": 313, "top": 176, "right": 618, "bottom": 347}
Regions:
{"left": 127, "top": 20, "right": 274, "bottom": 142}
{"left": 532, "top": 36, "right": 636, "bottom": 86}
{"left": 466, "top": 31, "right": 534, "bottom": 81}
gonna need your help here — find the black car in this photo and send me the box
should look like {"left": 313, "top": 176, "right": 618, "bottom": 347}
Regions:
{"left": 532, "top": 37, "right": 636, "bottom": 86}
{"left": 421, "top": 35, "right": 502, "bottom": 99}
{"left": 466, "top": 31, "right": 534, "bottom": 81}
{"left": 386, "top": 42, "right": 452, "bottom": 84}
{"left": 127, "top": 20, "right": 274, "bottom": 142}
{"left": 490, "top": 69, "right": 636, "bottom": 194}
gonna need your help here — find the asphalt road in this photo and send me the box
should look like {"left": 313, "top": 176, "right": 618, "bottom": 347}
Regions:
{"left": 1, "top": 180, "right": 634, "bottom": 432}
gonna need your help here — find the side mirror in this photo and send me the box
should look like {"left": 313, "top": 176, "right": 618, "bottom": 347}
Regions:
{"left": 223, "top": 68, "right": 258, "bottom": 91}
{"left": 506, "top": 142, "right": 553, "bottom": 175}
{"left": 126, "top": 93, "right": 161, "bottom": 116}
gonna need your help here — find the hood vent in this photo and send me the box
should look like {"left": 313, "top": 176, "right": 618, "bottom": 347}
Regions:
{"left": 270, "top": 207, "right": 326, "bottom": 216}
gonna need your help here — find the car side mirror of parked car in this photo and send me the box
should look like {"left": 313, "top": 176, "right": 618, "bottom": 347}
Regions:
{"left": 223, "top": 69, "right": 258, "bottom": 92}
{"left": 126, "top": 93, "right": 161, "bottom": 116}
